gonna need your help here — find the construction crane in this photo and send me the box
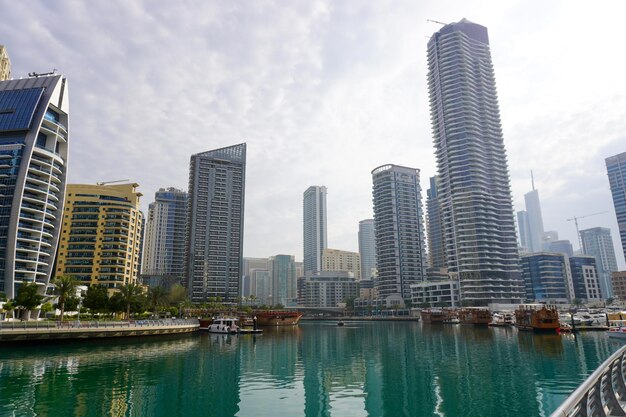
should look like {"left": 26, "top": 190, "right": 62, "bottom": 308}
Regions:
{"left": 426, "top": 19, "right": 447, "bottom": 26}
{"left": 96, "top": 179, "right": 129, "bottom": 186}
{"left": 566, "top": 211, "right": 608, "bottom": 254}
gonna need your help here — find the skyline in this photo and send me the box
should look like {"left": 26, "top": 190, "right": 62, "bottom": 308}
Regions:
{"left": 1, "top": 1, "right": 625, "bottom": 268}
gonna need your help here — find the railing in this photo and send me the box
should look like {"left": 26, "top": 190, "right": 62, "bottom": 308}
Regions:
{"left": 0, "top": 319, "right": 199, "bottom": 331}
{"left": 550, "top": 344, "right": 626, "bottom": 417}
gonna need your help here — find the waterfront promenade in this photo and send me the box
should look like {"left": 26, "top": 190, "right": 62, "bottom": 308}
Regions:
{"left": 0, "top": 318, "right": 199, "bottom": 342}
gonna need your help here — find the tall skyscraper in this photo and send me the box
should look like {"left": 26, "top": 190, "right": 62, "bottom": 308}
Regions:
{"left": 142, "top": 187, "right": 188, "bottom": 285}
{"left": 186, "top": 143, "right": 246, "bottom": 303}
{"left": 606, "top": 151, "right": 626, "bottom": 262}
{"left": 55, "top": 183, "right": 143, "bottom": 288}
{"left": 426, "top": 176, "right": 445, "bottom": 268}
{"left": 517, "top": 211, "right": 530, "bottom": 251}
{"left": 427, "top": 19, "right": 524, "bottom": 305}
{"left": 0, "top": 46, "right": 10, "bottom": 81}
{"left": 358, "top": 219, "right": 376, "bottom": 280}
{"left": 521, "top": 253, "right": 571, "bottom": 303}
{"left": 372, "top": 164, "right": 426, "bottom": 303}
{"left": 270, "top": 254, "right": 296, "bottom": 306}
{"left": 524, "top": 187, "right": 545, "bottom": 253}
{"left": 303, "top": 185, "right": 327, "bottom": 275}
{"left": 580, "top": 227, "right": 618, "bottom": 298}
{"left": 0, "top": 74, "right": 69, "bottom": 298}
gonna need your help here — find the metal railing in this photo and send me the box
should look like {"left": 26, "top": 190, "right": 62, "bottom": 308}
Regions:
{"left": 551, "top": 344, "right": 626, "bottom": 417}
{"left": 0, "top": 319, "right": 199, "bottom": 332}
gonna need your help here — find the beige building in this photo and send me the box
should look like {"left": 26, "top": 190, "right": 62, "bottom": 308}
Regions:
{"left": 0, "top": 45, "right": 10, "bottom": 81}
{"left": 55, "top": 183, "right": 143, "bottom": 289}
{"left": 612, "top": 271, "right": 626, "bottom": 301}
{"left": 321, "top": 248, "right": 361, "bottom": 280}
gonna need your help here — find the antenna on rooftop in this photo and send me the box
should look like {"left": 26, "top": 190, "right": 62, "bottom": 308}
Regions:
{"left": 97, "top": 179, "right": 130, "bottom": 186}
{"left": 426, "top": 19, "right": 447, "bottom": 26}
{"left": 531, "top": 170, "right": 535, "bottom": 191}
{"left": 28, "top": 69, "right": 57, "bottom": 77}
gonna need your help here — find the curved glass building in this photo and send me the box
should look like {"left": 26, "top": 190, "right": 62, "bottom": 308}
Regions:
{"left": 0, "top": 74, "right": 69, "bottom": 298}
{"left": 427, "top": 19, "right": 523, "bottom": 305}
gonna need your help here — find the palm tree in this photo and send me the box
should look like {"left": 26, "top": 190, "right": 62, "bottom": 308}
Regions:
{"left": 118, "top": 283, "right": 144, "bottom": 320}
{"left": 54, "top": 275, "right": 77, "bottom": 322}
{"left": 147, "top": 286, "right": 168, "bottom": 318}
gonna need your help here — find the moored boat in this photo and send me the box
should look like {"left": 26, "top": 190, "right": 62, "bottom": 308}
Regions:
{"left": 207, "top": 317, "right": 239, "bottom": 334}
{"left": 420, "top": 309, "right": 446, "bottom": 324}
{"left": 515, "top": 305, "right": 560, "bottom": 333}
{"left": 459, "top": 308, "right": 492, "bottom": 326}
{"left": 255, "top": 311, "right": 302, "bottom": 326}
{"left": 608, "top": 326, "right": 626, "bottom": 339}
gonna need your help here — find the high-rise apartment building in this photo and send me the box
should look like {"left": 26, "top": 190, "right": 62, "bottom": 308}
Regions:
{"left": 426, "top": 176, "right": 446, "bottom": 269}
{"left": 299, "top": 271, "right": 358, "bottom": 308}
{"left": 303, "top": 185, "right": 327, "bottom": 275}
{"left": 569, "top": 256, "right": 602, "bottom": 302}
{"left": 142, "top": 187, "right": 187, "bottom": 285}
{"left": 270, "top": 254, "right": 296, "bottom": 306}
{"left": 543, "top": 240, "right": 574, "bottom": 257}
{"left": 612, "top": 271, "right": 626, "bottom": 302}
{"left": 0, "top": 74, "right": 69, "bottom": 298}
{"left": 372, "top": 164, "right": 426, "bottom": 303}
{"left": 521, "top": 253, "right": 572, "bottom": 303}
{"left": 524, "top": 188, "right": 545, "bottom": 253}
{"left": 606, "top": 152, "right": 626, "bottom": 262}
{"left": 0, "top": 46, "right": 10, "bottom": 81}
{"left": 517, "top": 211, "right": 530, "bottom": 252}
{"left": 580, "top": 227, "right": 618, "bottom": 298}
{"left": 358, "top": 219, "right": 376, "bottom": 280}
{"left": 321, "top": 248, "right": 361, "bottom": 280}
{"left": 56, "top": 183, "right": 143, "bottom": 288}
{"left": 242, "top": 257, "right": 270, "bottom": 298}
{"left": 186, "top": 143, "right": 246, "bottom": 303}
{"left": 427, "top": 19, "right": 524, "bottom": 305}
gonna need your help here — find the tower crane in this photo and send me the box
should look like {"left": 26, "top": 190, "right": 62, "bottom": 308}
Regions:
{"left": 96, "top": 179, "right": 130, "bottom": 186}
{"left": 566, "top": 211, "right": 608, "bottom": 254}
{"left": 426, "top": 19, "right": 447, "bottom": 26}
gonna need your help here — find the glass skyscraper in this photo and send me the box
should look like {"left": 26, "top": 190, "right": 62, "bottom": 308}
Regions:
{"left": 0, "top": 74, "right": 69, "bottom": 298}
{"left": 427, "top": 19, "right": 523, "bottom": 305}
{"left": 371, "top": 164, "right": 426, "bottom": 303}
{"left": 580, "top": 227, "right": 618, "bottom": 299}
{"left": 358, "top": 219, "right": 376, "bottom": 280}
{"left": 142, "top": 187, "right": 188, "bottom": 286}
{"left": 303, "top": 185, "right": 327, "bottom": 275}
{"left": 606, "top": 151, "right": 626, "bottom": 262}
{"left": 185, "top": 143, "right": 246, "bottom": 303}
{"left": 426, "top": 176, "right": 445, "bottom": 269}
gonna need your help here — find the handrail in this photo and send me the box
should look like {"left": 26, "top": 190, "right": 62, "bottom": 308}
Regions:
{"left": 0, "top": 318, "right": 199, "bottom": 331}
{"left": 550, "top": 344, "right": 626, "bottom": 416}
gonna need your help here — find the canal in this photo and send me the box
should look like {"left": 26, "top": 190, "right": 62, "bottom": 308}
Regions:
{"left": 0, "top": 321, "right": 622, "bottom": 417}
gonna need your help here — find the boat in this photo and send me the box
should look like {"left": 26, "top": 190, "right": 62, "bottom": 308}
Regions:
{"left": 254, "top": 311, "right": 302, "bottom": 326}
{"left": 337, "top": 320, "right": 345, "bottom": 326}
{"left": 489, "top": 312, "right": 514, "bottom": 327}
{"left": 420, "top": 309, "right": 446, "bottom": 324}
{"left": 459, "top": 308, "right": 492, "bottom": 326}
{"left": 515, "top": 305, "right": 560, "bottom": 333}
{"left": 207, "top": 317, "right": 239, "bottom": 334}
{"left": 608, "top": 326, "right": 626, "bottom": 339}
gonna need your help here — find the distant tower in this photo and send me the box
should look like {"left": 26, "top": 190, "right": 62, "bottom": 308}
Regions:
{"left": 606, "top": 152, "right": 626, "bottom": 262}
{"left": 517, "top": 211, "right": 531, "bottom": 251}
{"left": 427, "top": 19, "right": 523, "bottom": 305}
{"left": 143, "top": 187, "right": 188, "bottom": 285}
{"left": 0, "top": 74, "right": 69, "bottom": 298}
{"left": 580, "top": 227, "right": 619, "bottom": 299}
{"left": 426, "top": 176, "right": 445, "bottom": 268}
{"left": 358, "top": 219, "right": 376, "bottom": 280}
{"left": 186, "top": 143, "right": 246, "bottom": 303}
{"left": 270, "top": 254, "right": 296, "bottom": 306}
{"left": 372, "top": 164, "right": 426, "bottom": 303}
{"left": 524, "top": 173, "right": 545, "bottom": 253}
{"left": 303, "top": 186, "right": 327, "bottom": 275}
{"left": 0, "top": 46, "right": 10, "bottom": 81}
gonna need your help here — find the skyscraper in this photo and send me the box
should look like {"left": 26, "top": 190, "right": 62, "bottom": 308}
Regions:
{"left": 0, "top": 46, "right": 10, "bottom": 81}
{"left": 270, "top": 254, "right": 296, "bottom": 306}
{"left": 524, "top": 188, "right": 545, "bottom": 253}
{"left": 580, "top": 227, "right": 618, "bottom": 298}
{"left": 186, "top": 143, "right": 246, "bottom": 303}
{"left": 517, "top": 210, "right": 531, "bottom": 251}
{"left": 0, "top": 74, "right": 69, "bottom": 298}
{"left": 426, "top": 176, "right": 445, "bottom": 268}
{"left": 142, "top": 187, "right": 188, "bottom": 286}
{"left": 55, "top": 183, "right": 143, "bottom": 288}
{"left": 321, "top": 248, "right": 361, "bottom": 280}
{"left": 427, "top": 19, "right": 524, "bottom": 305}
{"left": 303, "top": 185, "right": 327, "bottom": 275}
{"left": 358, "top": 219, "right": 376, "bottom": 280}
{"left": 606, "top": 151, "right": 626, "bottom": 262}
{"left": 372, "top": 164, "right": 426, "bottom": 303}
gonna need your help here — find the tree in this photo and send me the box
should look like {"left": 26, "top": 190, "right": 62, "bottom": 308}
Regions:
{"left": 0, "top": 292, "right": 6, "bottom": 301}
{"left": 167, "top": 283, "right": 187, "bottom": 305}
{"left": 83, "top": 285, "right": 109, "bottom": 315}
{"left": 118, "top": 283, "right": 144, "bottom": 320}
{"left": 41, "top": 302, "right": 53, "bottom": 316}
{"left": 147, "top": 286, "right": 168, "bottom": 317}
{"left": 572, "top": 299, "right": 584, "bottom": 307}
{"left": 53, "top": 275, "right": 78, "bottom": 322}
{"left": 606, "top": 298, "right": 615, "bottom": 306}
{"left": 15, "top": 283, "right": 44, "bottom": 320}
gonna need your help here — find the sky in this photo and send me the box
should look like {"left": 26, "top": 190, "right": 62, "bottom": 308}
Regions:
{"left": 1, "top": 0, "right": 625, "bottom": 268}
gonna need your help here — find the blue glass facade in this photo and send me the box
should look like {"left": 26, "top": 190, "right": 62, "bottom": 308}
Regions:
{"left": 521, "top": 253, "right": 569, "bottom": 302}
{"left": 569, "top": 256, "right": 602, "bottom": 301}
{"left": 606, "top": 152, "right": 626, "bottom": 263}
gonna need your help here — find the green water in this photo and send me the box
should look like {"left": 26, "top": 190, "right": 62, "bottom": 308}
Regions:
{"left": 0, "top": 321, "right": 622, "bottom": 417}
